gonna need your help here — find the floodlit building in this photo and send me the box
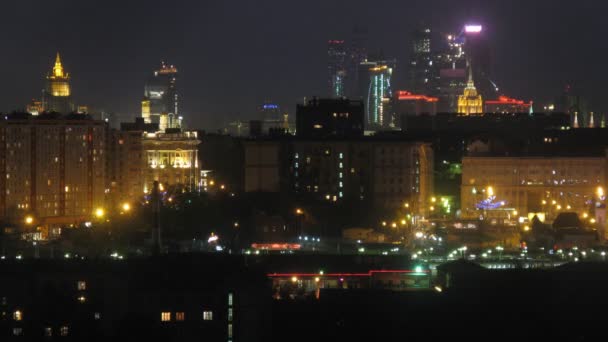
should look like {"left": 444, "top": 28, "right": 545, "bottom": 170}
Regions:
{"left": 461, "top": 155, "right": 607, "bottom": 220}
{"left": 457, "top": 64, "right": 483, "bottom": 115}
{"left": 0, "top": 113, "right": 106, "bottom": 228}
{"left": 42, "top": 53, "right": 73, "bottom": 114}
{"left": 142, "top": 129, "right": 200, "bottom": 194}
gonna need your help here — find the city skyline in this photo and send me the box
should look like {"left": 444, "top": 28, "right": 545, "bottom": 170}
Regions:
{"left": 2, "top": 0, "right": 607, "bottom": 129}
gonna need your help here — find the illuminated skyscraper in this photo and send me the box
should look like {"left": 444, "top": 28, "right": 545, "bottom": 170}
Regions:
{"left": 457, "top": 63, "right": 483, "bottom": 115}
{"left": 367, "top": 62, "right": 394, "bottom": 127}
{"left": 434, "top": 33, "right": 467, "bottom": 112}
{"left": 328, "top": 40, "right": 347, "bottom": 97}
{"left": 409, "top": 28, "right": 434, "bottom": 95}
{"left": 463, "top": 24, "right": 497, "bottom": 100}
{"left": 42, "top": 53, "right": 73, "bottom": 113}
{"left": 142, "top": 61, "right": 180, "bottom": 130}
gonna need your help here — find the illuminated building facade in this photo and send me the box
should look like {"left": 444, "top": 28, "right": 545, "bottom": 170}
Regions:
{"left": 367, "top": 64, "right": 393, "bottom": 127}
{"left": 457, "top": 64, "right": 483, "bottom": 115}
{"left": 485, "top": 96, "right": 532, "bottom": 114}
{"left": 0, "top": 113, "right": 106, "bottom": 227}
{"left": 142, "top": 61, "right": 180, "bottom": 131}
{"left": 42, "top": 53, "right": 73, "bottom": 114}
{"left": 26, "top": 99, "right": 43, "bottom": 116}
{"left": 244, "top": 138, "right": 433, "bottom": 212}
{"left": 461, "top": 156, "right": 607, "bottom": 220}
{"left": 142, "top": 130, "right": 200, "bottom": 194}
{"left": 328, "top": 40, "right": 348, "bottom": 97}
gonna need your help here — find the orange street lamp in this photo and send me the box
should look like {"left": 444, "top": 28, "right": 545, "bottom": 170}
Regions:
{"left": 24, "top": 216, "right": 34, "bottom": 225}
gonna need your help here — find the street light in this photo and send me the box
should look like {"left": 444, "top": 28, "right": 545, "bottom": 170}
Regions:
{"left": 24, "top": 216, "right": 34, "bottom": 225}
{"left": 95, "top": 208, "right": 105, "bottom": 219}
{"left": 295, "top": 208, "right": 303, "bottom": 215}
{"left": 122, "top": 203, "right": 131, "bottom": 212}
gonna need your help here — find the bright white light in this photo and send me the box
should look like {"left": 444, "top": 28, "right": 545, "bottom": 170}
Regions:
{"left": 465, "top": 25, "right": 483, "bottom": 33}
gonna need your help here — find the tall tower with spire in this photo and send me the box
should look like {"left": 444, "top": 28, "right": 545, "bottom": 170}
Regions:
{"left": 142, "top": 61, "right": 181, "bottom": 130}
{"left": 42, "top": 53, "right": 73, "bottom": 113}
{"left": 457, "top": 60, "right": 483, "bottom": 115}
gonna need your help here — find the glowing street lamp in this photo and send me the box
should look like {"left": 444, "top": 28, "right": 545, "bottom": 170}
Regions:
{"left": 94, "top": 208, "right": 105, "bottom": 219}
{"left": 122, "top": 203, "right": 131, "bottom": 212}
{"left": 295, "top": 208, "right": 303, "bottom": 215}
{"left": 24, "top": 216, "right": 34, "bottom": 225}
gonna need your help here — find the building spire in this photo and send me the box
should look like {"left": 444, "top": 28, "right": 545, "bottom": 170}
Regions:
{"left": 53, "top": 52, "right": 64, "bottom": 78}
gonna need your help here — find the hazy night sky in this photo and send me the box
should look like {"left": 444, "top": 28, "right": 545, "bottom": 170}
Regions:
{"left": 2, "top": 0, "right": 607, "bottom": 129}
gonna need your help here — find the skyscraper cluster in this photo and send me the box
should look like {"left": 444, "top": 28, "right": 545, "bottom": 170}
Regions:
{"left": 327, "top": 27, "right": 396, "bottom": 129}
{"left": 329, "top": 23, "right": 531, "bottom": 130}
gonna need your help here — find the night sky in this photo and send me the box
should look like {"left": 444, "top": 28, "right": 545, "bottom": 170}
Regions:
{"left": 3, "top": 0, "right": 607, "bottom": 129}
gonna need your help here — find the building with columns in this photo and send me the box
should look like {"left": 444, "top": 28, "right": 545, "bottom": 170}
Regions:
{"left": 461, "top": 155, "right": 607, "bottom": 221}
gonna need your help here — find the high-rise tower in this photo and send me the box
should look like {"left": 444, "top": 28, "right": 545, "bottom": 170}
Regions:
{"left": 42, "top": 53, "right": 72, "bottom": 113}
{"left": 457, "top": 62, "right": 483, "bottom": 115}
{"left": 409, "top": 28, "right": 434, "bottom": 95}
{"left": 142, "top": 61, "right": 180, "bottom": 130}
{"left": 367, "top": 63, "right": 394, "bottom": 127}
{"left": 328, "top": 40, "right": 347, "bottom": 97}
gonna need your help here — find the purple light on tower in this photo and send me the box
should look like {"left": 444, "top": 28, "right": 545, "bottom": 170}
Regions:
{"left": 465, "top": 25, "right": 483, "bottom": 33}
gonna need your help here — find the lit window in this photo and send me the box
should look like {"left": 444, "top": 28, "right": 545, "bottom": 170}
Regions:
{"left": 228, "top": 323, "right": 233, "bottom": 338}
{"left": 45, "top": 327, "right": 52, "bottom": 337}
{"left": 176, "top": 312, "right": 185, "bottom": 321}
{"left": 203, "top": 311, "right": 213, "bottom": 321}
{"left": 228, "top": 293, "right": 233, "bottom": 307}
{"left": 228, "top": 308, "right": 233, "bottom": 321}
{"left": 13, "top": 310, "right": 22, "bottom": 321}
{"left": 161, "top": 312, "right": 171, "bottom": 322}
{"left": 94, "top": 312, "right": 101, "bottom": 320}
{"left": 13, "top": 327, "right": 22, "bottom": 336}
{"left": 77, "top": 281, "right": 86, "bottom": 291}
{"left": 60, "top": 326, "right": 68, "bottom": 336}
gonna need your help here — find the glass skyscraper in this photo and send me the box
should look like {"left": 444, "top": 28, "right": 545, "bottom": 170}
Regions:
{"left": 142, "top": 61, "right": 180, "bottom": 131}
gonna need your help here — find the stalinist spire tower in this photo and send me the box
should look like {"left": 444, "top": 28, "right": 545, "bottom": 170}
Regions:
{"left": 42, "top": 53, "right": 73, "bottom": 113}
{"left": 457, "top": 60, "right": 484, "bottom": 115}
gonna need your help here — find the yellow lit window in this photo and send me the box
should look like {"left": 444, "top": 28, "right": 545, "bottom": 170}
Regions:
{"left": 161, "top": 312, "right": 171, "bottom": 322}
{"left": 13, "top": 310, "right": 22, "bottom": 321}
{"left": 176, "top": 312, "right": 185, "bottom": 321}
{"left": 77, "top": 281, "right": 86, "bottom": 291}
